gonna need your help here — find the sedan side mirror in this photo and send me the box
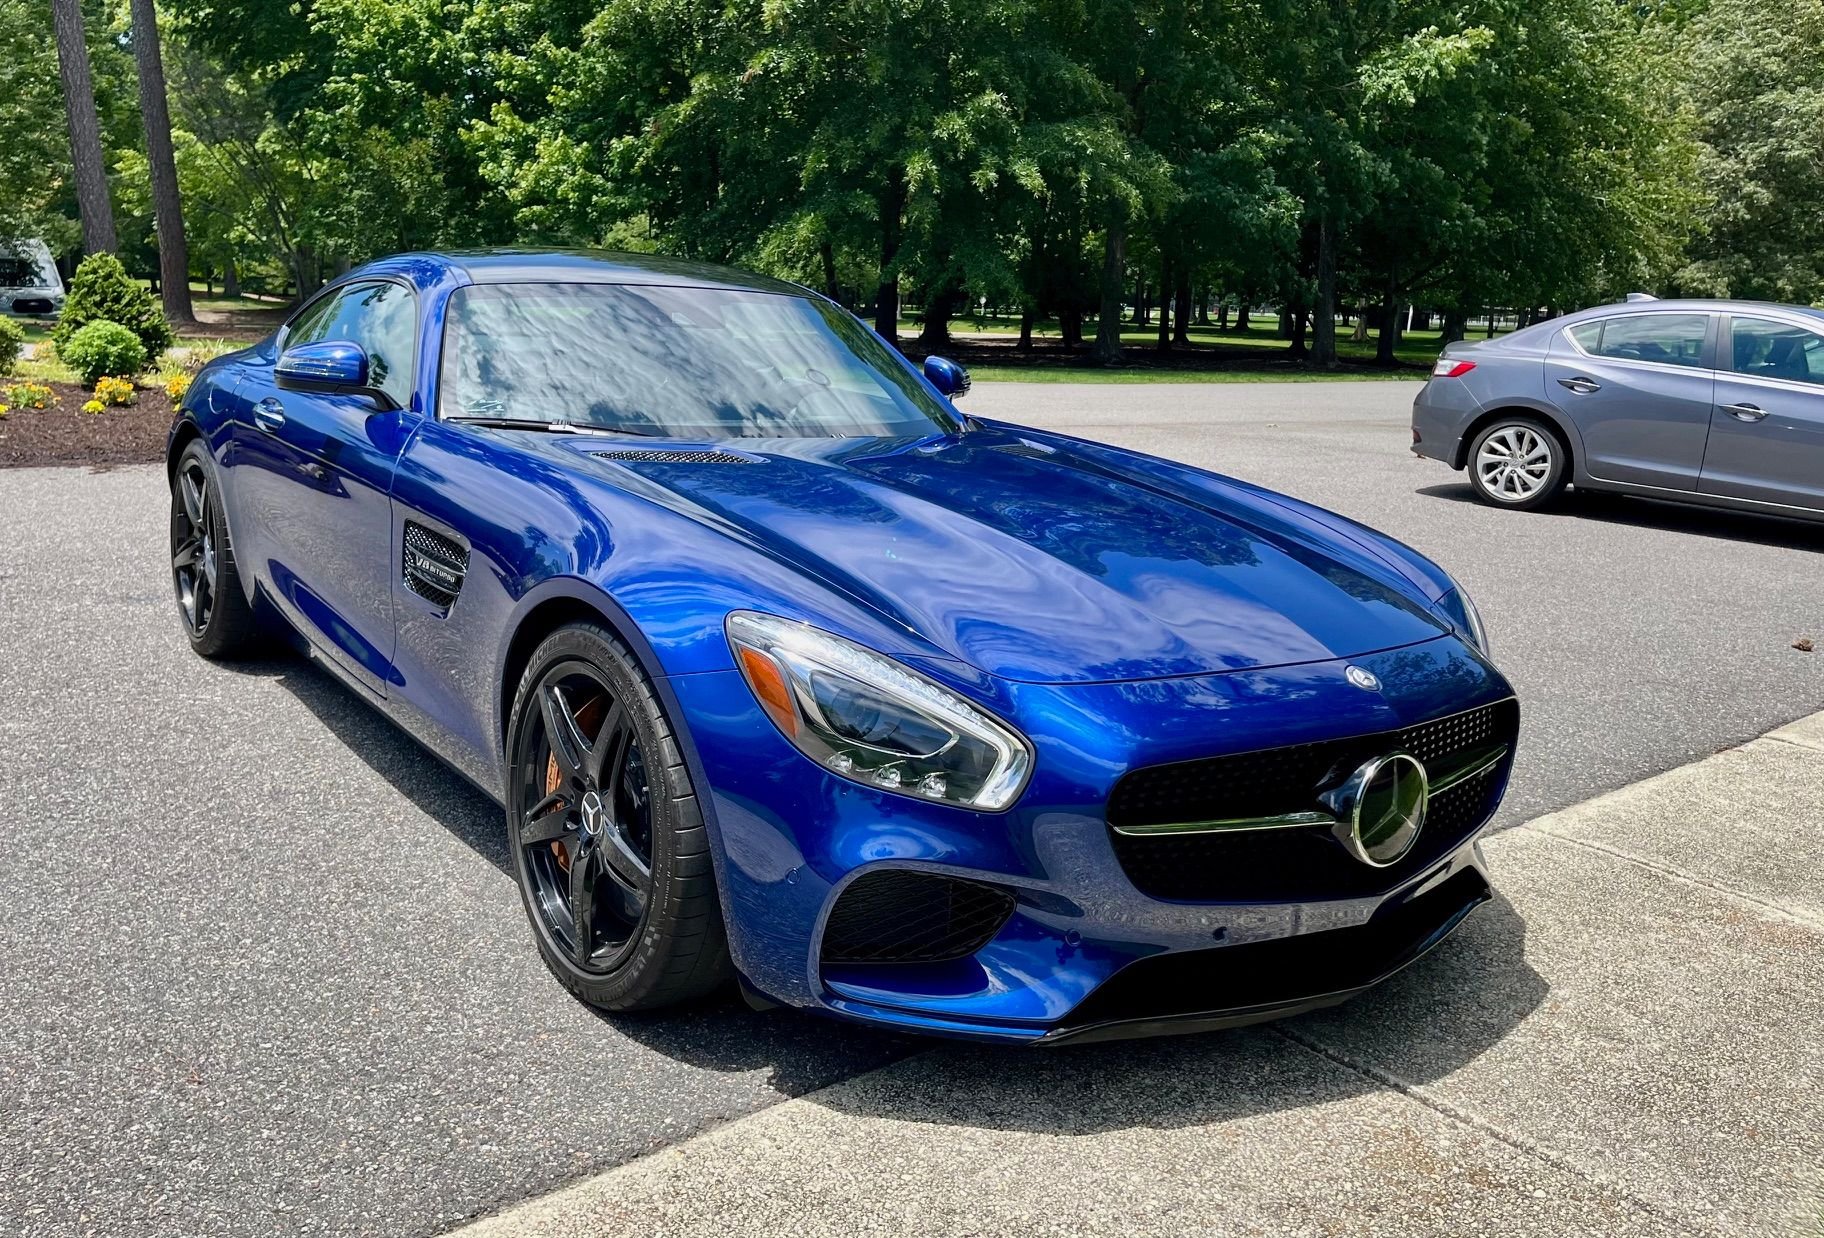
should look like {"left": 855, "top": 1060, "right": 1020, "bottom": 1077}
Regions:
{"left": 276, "top": 340, "right": 397, "bottom": 409}
{"left": 923, "top": 355, "right": 971, "bottom": 399}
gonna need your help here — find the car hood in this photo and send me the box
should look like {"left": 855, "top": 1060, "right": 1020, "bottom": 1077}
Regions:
{"left": 566, "top": 426, "right": 1452, "bottom": 685}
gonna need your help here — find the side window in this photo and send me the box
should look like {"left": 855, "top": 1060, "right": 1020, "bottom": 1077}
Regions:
{"left": 1730, "top": 317, "right": 1824, "bottom": 386}
{"left": 1576, "top": 314, "right": 1710, "bottom": 369}
{"left": 287, "top": 281, "right": 417, "bottom": 408}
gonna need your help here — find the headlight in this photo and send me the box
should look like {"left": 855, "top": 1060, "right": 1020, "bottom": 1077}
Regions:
{"left": 1433, "top": 586, "right": 1489, "bottom": 657}
{"left": 727, "top": 611, "right": 1034, "bottom": 811}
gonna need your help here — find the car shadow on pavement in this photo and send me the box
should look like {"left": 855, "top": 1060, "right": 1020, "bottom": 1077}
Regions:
{"left": 798, "top": 894, "right": 1545, "bottom": 1135}
{"left": 1418, "top": 481, "right": 1824, "bottom": 553}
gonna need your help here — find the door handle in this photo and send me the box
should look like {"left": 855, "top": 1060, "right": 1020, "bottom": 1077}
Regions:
{"left": 1723, "top": 402, "right": 1767, "bottom": 423}
{"left": 253, "top": 397, "right": 287, "bottom": 432}
{"left": 1557, "top": 377, "right": 1601, "bottom": 395}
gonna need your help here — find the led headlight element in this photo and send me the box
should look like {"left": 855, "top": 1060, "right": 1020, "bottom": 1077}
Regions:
{"left": 727, "top": 611, "right": 1034, "bottom": 811}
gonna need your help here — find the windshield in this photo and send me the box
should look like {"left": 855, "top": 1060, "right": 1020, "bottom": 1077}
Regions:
{"left": 0, "top": 254, "right": 52, "bottom": 288}
{"left": 438, "top": 282, "right": 958, "bottom": 438}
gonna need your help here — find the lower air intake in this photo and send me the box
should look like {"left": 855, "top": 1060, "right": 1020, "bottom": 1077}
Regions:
{"left": 821, "top": 871, "right": 1016, "bottom": 965}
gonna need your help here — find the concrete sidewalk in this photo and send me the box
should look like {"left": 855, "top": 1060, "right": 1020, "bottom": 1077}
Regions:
{"left": 452, "top": 717, "right": 1824, "bottom": 1238}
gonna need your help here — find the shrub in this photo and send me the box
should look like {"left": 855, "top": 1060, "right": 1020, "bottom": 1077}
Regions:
{"left": 4, "top": 381, "right": 52, "bottom": 409}
{"left": 0, "top": 316, "right": 23, "bottom": 377}
{"left": 52, "top": 253, "right": 174, "bottom": 364}
{"left": 93, "top": 375, "right": 137, "bottom": 407}
{"left": 60, "top": 320, "right": 147, "bottom": 386}
{"left": 81, "top": 399, "right": 105, "bottom": 414}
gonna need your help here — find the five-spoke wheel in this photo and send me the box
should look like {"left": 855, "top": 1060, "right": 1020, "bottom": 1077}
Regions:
{"left": 1467, "top": 418, "right": 1567, "bottom": 511}
{"left": 506, "top": 623, "right": 729, "bottom": 1010}
{"left": 169, "top": 439, "right": 261, "bottom": 657}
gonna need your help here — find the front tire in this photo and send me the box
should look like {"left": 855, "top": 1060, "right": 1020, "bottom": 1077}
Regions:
{"left": 170, "top": 439, "right": 263, "bottom": 658}
{"left": 505, "top": 622, "right": 731, "bottom": 1011}
{"left": 1467, "top": 418, "right": 1567, "bottom": 511}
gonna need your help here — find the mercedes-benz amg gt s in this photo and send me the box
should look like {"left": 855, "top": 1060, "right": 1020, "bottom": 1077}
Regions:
{"left": 168, "top": 250, "right": 1517, "bottom": 1044}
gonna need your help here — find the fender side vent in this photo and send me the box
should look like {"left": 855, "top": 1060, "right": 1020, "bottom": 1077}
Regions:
{"left": 592, "top": 449, "right": 759, "bottom": 465}
{"left": 403, "top": 522, "right": 468, "bottom": 611}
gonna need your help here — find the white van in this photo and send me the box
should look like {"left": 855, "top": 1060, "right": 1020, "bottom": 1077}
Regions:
{"left": 0, "top": 240, "right": 66, "bottom": 317}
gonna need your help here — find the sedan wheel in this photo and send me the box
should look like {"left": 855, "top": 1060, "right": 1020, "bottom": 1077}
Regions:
{"left": 1467, "top": 419, "right": 1567, "bottom": 511}
{"left": 507, "top": 623, "right": 730, "bottom": 1011}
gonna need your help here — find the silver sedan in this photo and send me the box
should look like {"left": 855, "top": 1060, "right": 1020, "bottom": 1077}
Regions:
{"left": 1411, "top": 297, "right": 1824, "bottom": 518}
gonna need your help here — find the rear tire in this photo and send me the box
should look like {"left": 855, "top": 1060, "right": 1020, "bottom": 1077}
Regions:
{"left": 170, "top": 439, "right": 264, "bottom": 658}
{"left": 1466, "top": 418, "right": 1567, "bottom": 511}
{"left": 505, "top": 622, "right": 731, "bottom": 1011}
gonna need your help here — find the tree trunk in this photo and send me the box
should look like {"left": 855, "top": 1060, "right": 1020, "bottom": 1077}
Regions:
{"left": 1217, "top": 302, "right": 1230, "bottom": 330}
{"left": 1172, "top": 268, "right": 1192, "bottom": 347}
{"left": 222, "top": 257, "right": 240, "bottom": 300}
{"left": 1289, "top": 308, "right": 1310, "bottom": 359}
{"left": 1194, "top": 284, "right": 1211, "bottom": 326}
{"left": 1130, "top": 275, "right": 1146, "bottom": 325}
{"left": 1310, "top": 215, "right": 1338, "bottom": 368}
{"left": 820, "top": 240, "right": 840, "bottom": 304}
{"left": 917, "top": 281, "right": 962, "bottom": 350}
{"left": 130, "top": 0, "right": 194, "bottom": 323}
{"left": 1155, "top": 253, "right": 1172, "bottom": 351}
{"left": 1059, "top": 309, "right": 1082, "bottom": 352}
{"left": 1235, "top": 299, "right": 1250, "bottom": 332}
{"left": 1278, "top": 307, "right": 1294, "bottom": 339}
{"left": 873, "top": 173, "right": 906, "bottom": 343}
{"left": 1017, "top": 309, "right": 1034, "bottom": 351}
{"left": 1441, "top": 310, "right": 1467, "bottom": 343}
{"left": 1090, "top": 223, "right": 1127, "bottom": 366}
{"left": 1376, "top": 279, "right": 1403, "bottom": 366}
{"left": 52, "top": 0, "right": 116, "bottom": 254}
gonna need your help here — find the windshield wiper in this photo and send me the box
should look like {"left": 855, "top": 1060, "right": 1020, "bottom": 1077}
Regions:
{"left": 445, "top": 416, "right": 655, "bottom": 437}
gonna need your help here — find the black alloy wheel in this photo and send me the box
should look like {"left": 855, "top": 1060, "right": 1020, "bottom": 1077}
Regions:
{"left": 169, "top": 439, "right": 262, "bottom": 658}
{"left": 506, "top": 623, "right": 730, "bottom": 1010}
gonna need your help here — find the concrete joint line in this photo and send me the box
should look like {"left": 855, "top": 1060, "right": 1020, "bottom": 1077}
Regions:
{"left": 1268, "top": 1025, "right": 1708, "bottom": 1233}
{"left": 1765, "top": 732, "right": 1824, "bottom": 755}
{"left": 1513, "top": 821, "right": 1824, "bottom": 932}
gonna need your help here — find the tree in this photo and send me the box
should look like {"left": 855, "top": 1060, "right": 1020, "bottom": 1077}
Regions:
{"left": 1678, "top": 0, "right": 1824, "bottom": 302}
{"left": 129, "top": 0, "right": 196, "bottom": 322}
{"left": 50, "top": 0, "right": 117, "bottom": 253}
{"left": 0, "top": 0, "right": 79, "bottom": 253}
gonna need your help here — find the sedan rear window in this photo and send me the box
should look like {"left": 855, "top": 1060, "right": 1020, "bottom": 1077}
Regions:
{"left": 1730, "top": 317, "right": 1824, "bottom": 386}
{"left": 437, "top": 283, "right": 959, "bottom": 438}
{"left": 1570, "top": 314, "right": 1709, "bottom": 369}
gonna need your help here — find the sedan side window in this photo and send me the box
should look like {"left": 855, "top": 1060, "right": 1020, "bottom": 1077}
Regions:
{"left": 1574, "top": 314, "right": 1710, "bottom": 368}
{"left": 1730, "top": 317, "right": 1824, "bottom": 386}
{"left": 288, "top": 281, "right": 417, "bottom": 408}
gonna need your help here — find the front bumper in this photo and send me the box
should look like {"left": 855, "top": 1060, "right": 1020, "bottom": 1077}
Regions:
{"left": 668, "top": 635, "right": 1515, "bottom": 1044}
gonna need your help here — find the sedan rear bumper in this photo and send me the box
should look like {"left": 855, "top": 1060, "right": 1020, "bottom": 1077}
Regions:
{"left": 1411, "top": 377, "right": 1486, "bottom": 466}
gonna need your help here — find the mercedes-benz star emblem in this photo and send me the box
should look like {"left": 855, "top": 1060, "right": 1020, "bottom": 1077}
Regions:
{"left": 1344, "top": 664, "right": 1381, "bottom": 692}
{"left": 1320, "top": 751, "right": 1429, "bottom": 867}
{"left": 579, "top": 789, "right": 606, "bottom": 837}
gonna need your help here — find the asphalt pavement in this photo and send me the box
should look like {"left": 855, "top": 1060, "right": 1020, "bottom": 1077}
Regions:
{"left": 2, "top": 379, "right": 1821, "bottom": 1236}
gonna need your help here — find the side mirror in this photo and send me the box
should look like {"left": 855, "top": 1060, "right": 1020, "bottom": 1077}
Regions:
{"left": 276, "top": 340, "right": 395, "bottom": 408}
{"left": 923, "top": 355, "right": 971, "bottom": 399}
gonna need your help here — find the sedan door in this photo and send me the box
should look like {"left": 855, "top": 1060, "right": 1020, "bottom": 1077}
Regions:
{"left": 1698, "top": 314, "right": 1824, "bottom": 512}
{"left": 232, "top": 280, "right": 419, "bottom": 694}
{"left": 1545, "top": 311, "right": 1717, "bottom": 490}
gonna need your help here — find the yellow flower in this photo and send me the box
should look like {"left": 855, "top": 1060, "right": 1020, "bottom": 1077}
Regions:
{"left": 165, "top": 373, "right": 193, "bottom": 402}
{"left": 0, "top": 404, "right": 9, "bottom": 418}
{"left": 82, "top": 399, "right": 106, "bottom": 415}
{"left": 93, "top": 376, "right": 137, "bottom": 407}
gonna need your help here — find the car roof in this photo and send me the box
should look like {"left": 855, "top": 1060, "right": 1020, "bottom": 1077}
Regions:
{"left": 421, "top": 248, "right": 810, "bottom": 296}
{"left": 1556, "top": 298, "right": 1824, "bottom": 324}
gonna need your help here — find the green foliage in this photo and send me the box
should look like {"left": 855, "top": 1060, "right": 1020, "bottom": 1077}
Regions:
{"left": 60, "top": 320, "right": 150, "bottom": 386}
{"left": 0, "top": 316, "right": 23, "bottom": 377}
{"left": 53, "top": 254, "right": 175, "bottom": 364}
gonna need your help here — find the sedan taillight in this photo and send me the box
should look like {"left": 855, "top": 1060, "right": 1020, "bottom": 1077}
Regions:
{"left": 1431, "top": 358, "right": 1476, "bottom": 378}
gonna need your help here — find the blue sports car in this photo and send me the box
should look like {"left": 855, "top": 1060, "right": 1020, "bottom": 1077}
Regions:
{"left": 169, "top": 250, "right": 1516, "bottom": 1044}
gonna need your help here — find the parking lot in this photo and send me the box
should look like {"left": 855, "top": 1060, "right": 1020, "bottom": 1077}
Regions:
{"left": 3, "top": 379, "right": 1821, "bottom": 1236}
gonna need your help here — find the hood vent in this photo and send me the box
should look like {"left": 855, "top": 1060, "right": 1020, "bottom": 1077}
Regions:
{"left": 592, "top": 449, "right": 759, "bottom": 465}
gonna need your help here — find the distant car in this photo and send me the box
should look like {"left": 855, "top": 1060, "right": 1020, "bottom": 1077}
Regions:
{"left": 169, "top": 249, "right": 1516, "bottom": 1044}
{"left": 0, "top": 240, "right": 65, "bottom": 317}
{"left": 1412, "top": 298, "right": 1824, "bottom": 517}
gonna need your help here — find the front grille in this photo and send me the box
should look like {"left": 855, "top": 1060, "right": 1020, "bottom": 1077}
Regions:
{"left": 9, "top": 298, "right": 52, "bottom": 314}
{"left": 1107, "top": 699, "right": 1517, "bottom": 903}
{"left": 591, "top": 449, "right": 758, "bottom": 464}
{"left": 821, "top": 871, "right": 1016, "bottom": 965}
